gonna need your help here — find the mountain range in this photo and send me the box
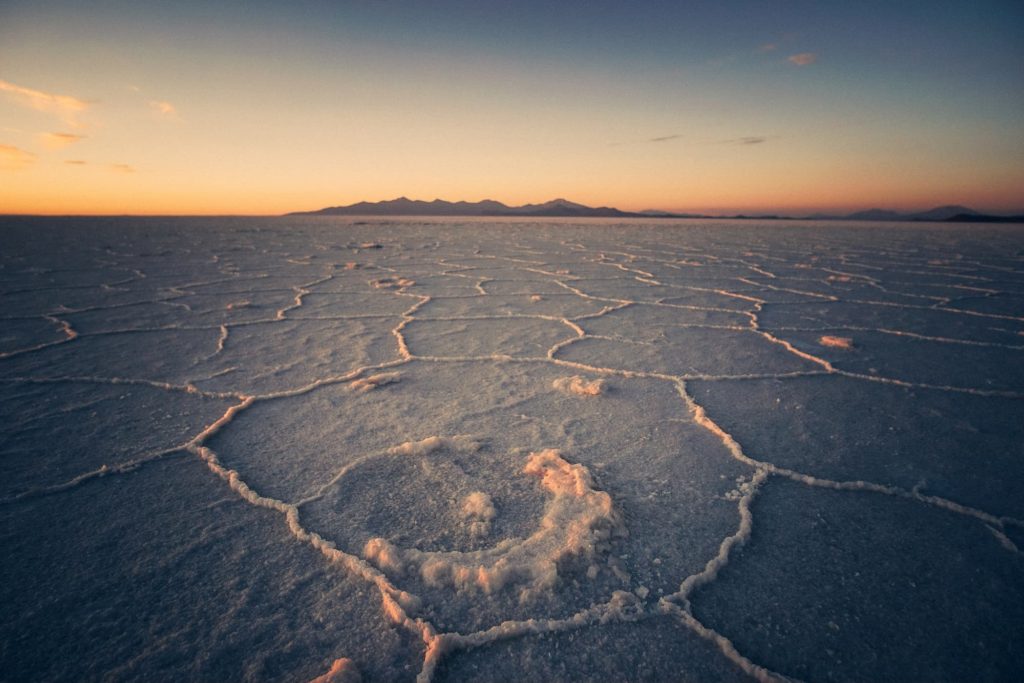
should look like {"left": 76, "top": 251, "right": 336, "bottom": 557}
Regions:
{"left": 290, "top": 198, "right": 1024, "bottom": 223}
{"left": 291, "top": 197, "right": 639, "bottom": 218}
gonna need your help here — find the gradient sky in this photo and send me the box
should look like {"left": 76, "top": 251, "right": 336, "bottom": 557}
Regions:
{"left": 1, "top": 0, "right": 1022, "bottom": 215}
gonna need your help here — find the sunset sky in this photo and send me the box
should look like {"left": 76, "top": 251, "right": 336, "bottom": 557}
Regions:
{"left": 1, "top": 0, "right": 1022, "bottom": 216}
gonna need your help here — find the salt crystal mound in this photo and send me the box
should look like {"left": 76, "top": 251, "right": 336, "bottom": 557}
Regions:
{"left": 310, "top": 658, "right": 363, "bottom": 683}
{"left": 817, "top": 334, "right": 854, "bottom": 349}
{"left": 552, "top": 375, "right": 606, "bottom": 396}
{"left": 460, "top": 490, "right": 496, "bottom": 537}
{"left": 2, "top": 216, "right": 1023, "bottom": 682}
{"left": 359, "top": 444, "right": 624, "bottom": 600}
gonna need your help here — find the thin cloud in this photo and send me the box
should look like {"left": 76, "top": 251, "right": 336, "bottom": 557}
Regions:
{"left": 0, "top": 79, "right": 90, "bottom": 126}
{"left": 0, "top": 144, "right": 36, "bottom": 170}
{"left": 720, "top": 136, "right": 770, "bottom": 145}
{"left": 788, "top": 52, "right": 818, "bottom": 66}
{"left": 39, "top": 132, "right": 86, "bottom": 149}
{"left": 149, "top": 100, "right": 178, "bottom": 119}
{"left": 109, "top": 163, "right": 136, "bottom": 173}
{"left": 609, "top": 134, "right": 684, "bottom": 147}
{"left": 760, "top": 43, "right": 778, "bottom": 52}
{"left": 65, "top": 159, "right": 87, "bottom": 165}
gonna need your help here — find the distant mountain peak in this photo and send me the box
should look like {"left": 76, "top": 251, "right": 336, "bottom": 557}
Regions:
{"left": 837, "top": 205, "right": 985, "bottom": 222}
{"left": 909, "top": 205, "right": 980, "bottom": 220}
{"left": 289, "top": 197, "right": 643, "bottom": 218}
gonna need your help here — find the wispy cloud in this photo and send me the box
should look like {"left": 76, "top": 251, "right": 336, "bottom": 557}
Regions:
{"left": 720, "top": 136, "right": 771, "bottom": 145}
{"left": 65, "top": 159, "right": 88, "bottom": 165}
{"left": 0, "top": 79, "right": 90, "bottom": 126}
{"left": 760, "top": 43, "right": 778, "bottom": 52}
{"left": 787, "top": 52, "right": 817, "bottom": 66}
{"left": 109, "top": 163, "right": 135, "bottom": 173}
{"left": 648, "top": 134, "right": 683, "bottom": 143}
{"left": 0, "top": 144, "right": 36, "bottom": 170}
{"left": 149, "top": 100, "right": 178, "bottom": 119}
{"left": 39, "top": 132, "right": 86, "bottom": 149}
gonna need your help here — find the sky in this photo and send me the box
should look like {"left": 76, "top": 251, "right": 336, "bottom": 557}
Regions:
{"left": 1, "top": 0, "right": 1022, "bottom": 216}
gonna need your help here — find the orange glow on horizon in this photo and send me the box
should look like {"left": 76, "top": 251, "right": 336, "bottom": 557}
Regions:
{"left": 2, "top": 45, "right": 1022, "bottom": 217}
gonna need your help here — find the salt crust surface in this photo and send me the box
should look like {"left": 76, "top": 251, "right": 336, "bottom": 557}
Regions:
{"left": 1, "top": 216, "right": 1022, "bottom": 682}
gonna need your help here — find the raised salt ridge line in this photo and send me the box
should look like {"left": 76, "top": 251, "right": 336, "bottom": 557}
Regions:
{"left": 0, "top": 314, "right": 78, "bottom": 359}
{"left": 0, "top": 445, "right": 188, "bottom": 504}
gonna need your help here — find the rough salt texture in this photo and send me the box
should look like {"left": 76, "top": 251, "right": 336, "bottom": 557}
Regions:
{"left": 1, "top": 216, "right": 1022, "bottom": 682}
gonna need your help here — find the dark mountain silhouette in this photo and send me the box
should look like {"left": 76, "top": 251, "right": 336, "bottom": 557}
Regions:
{"left": 289, "top": 198, "right": 1022, "bottom": 223}
{"left": 943, "top": 212, "right": 1024, "bottom": 223}
{"left": 290, "top": 197, "right": 642, "bottom": 218}
{"left": 843, "top": 209, "right": 905, "bottom": 221}
{"left": 811, "top": 205, "right": 1012, "bottom": 222}
{"left": 907, "top": 205, "right": 980, "bottom": 221}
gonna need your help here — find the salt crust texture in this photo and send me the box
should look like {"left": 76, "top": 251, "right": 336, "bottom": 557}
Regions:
{"left": 1, "top": 217, "right": 1022, "bottom": 683}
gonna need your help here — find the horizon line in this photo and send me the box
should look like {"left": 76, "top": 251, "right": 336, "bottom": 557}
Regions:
{"left": 3, "top": 212, "right": 1023, "bottom": 224}
{"left": 2, "top": 197, "right": 1023, "bottom": 221}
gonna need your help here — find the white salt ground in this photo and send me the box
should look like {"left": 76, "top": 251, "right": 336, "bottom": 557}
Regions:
{"left": 1, "top": 216, "right": 1022, "bottom": 683}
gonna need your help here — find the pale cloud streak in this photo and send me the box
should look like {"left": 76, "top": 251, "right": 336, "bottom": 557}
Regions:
{"left": 720, "top": 136, "right": 770, "bottom": 145}
{"left": 649, "top": 134, "right": 683, "bottom": 143}
{"left": 0, "top": 144, "right": 36, "bottom": 170}
{"left": 109, "top": 163, "right": 135, "bottom": 173}
{"left": 788, "top": 52, "right": 817, "bottom": 66}
{"left": 0, "top": 79, "right": 90, "bottom": 126}
{"left": 149, "top": 100, "right": 178, "bottom": 119}
{"left": 39, "top": 132, "right": 86, "bottom": 149}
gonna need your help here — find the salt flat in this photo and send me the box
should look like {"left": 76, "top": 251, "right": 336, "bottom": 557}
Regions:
{"left": 1, "top": 216, "right": 1022, "bottom": 682}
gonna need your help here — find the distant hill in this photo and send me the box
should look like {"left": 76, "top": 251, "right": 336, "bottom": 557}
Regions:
{"left": 290, "top": 197, "right": 643, "bottom": 218}
{"left": 842, "top": 209, "right": 905, "bottom": 221}
{"left": 818, "top": 205, "right": 1015, "bottom": 222}
{"left": 907, "top": 205, "right": 980, "bottom": 221}
{"left": 289, "top": 198, "right": 1023, "bottom": 223}
{"left": 943, "top": 212, "right": 1024, "bottom": 224}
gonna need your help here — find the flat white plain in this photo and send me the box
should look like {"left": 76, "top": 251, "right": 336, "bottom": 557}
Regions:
{"left": 1, "top": 217, "right": 1022, "bottom": 682}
